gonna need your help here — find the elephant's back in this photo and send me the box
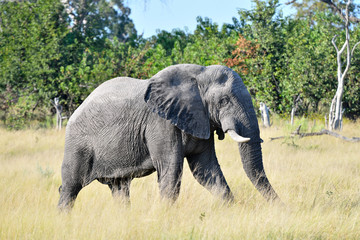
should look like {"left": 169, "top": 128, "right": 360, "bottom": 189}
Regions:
{"left": 68, "top": 77, "right": 149, "bottom": 125}
{"left": 81, "top": 77, "right": 148, "bottom": 109}
{"left": 91, "top": 77, "right": 148, "bottom": 98}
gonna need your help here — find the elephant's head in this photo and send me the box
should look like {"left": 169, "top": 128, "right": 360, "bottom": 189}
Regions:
{"left": 145, "top": 64, "right": 280, "bottom": 202}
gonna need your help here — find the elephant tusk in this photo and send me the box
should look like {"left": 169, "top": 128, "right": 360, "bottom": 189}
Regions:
{"left": 227, "top": 130, "right": 251, "bottom": 143}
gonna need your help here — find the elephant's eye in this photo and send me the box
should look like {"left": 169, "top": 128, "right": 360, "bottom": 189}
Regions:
{"left": 218, "top": 96, "right": 230, "bottom": 108}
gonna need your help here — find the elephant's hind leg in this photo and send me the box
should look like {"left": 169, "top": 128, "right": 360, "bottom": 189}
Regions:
{"left": 58, "top": 143, "right": 93, "bottom": 211}
{"left": 108, "top": 178, "right": 132, "bottom": 204}
{"left": 58, "top": 182, "right": 82, "bottom": 211}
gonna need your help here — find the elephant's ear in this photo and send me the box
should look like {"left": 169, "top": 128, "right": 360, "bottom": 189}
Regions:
{"left": 144, "top": 65, "right": 210, "bottom": 139}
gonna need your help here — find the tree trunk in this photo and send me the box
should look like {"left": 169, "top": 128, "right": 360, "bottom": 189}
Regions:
{"left": 329, "top": 89, "right": 344, "bottom": 131}
{"left": 291, "top": 107, "right": 296, "bottom": 126}
{"left": 291, "top": 95, "right": 301, "bottom": 126}
{"left": 328, "top": 0, "right": 360, "bottom": 131}
{"left": 51, "top": 97, "right": 63, "bottom": 130}
{"left": 259, "top": 102, "right": 270, "bottom": 128}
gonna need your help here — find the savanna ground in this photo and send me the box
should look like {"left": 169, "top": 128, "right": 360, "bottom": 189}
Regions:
{"left": 0, "top": 118, "right": 359, "bottom": 239}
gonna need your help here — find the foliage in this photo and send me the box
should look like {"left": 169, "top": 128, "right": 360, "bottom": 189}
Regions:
{"left": 280, "top": 12, "right": 339, "bottom": 115}
{"left": 228, "top": 0, "right": 288, "bottom": 112}
{"left": 226, "top": 34, "right": 260, "bottom": 76}
{"left": 53, "top": 0, "right": 138, "bottom": 115}
{"left": 0, "top": 0, "right": 359, "bottom": 128}
{"left": 150, "top": 29, "right": 190, "bottom": 56}
{"left": 343, "top": 24, "right": 360, "bottom": 119}
{"left": 181, "top": 17, "right": 237, "bottom": 66}
{"left": 227, "top": 0, "right": 359, "bottom": 117}
{"left": 0, "top": 0, "right": 67, "bottom": 127}
{"left": 61, "top": 0, "right": 137, "bottom": 44}
{"left": 289, "top": 0, "right": 331, "bottom": 20}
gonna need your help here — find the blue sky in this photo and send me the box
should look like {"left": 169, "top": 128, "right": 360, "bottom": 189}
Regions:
{"left": 126, "top": 0, "right": 295, "bottom": 38}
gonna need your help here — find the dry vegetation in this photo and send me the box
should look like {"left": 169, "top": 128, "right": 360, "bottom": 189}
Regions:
{"left": 1, "top": 119, "right": 360, "bottom": 239}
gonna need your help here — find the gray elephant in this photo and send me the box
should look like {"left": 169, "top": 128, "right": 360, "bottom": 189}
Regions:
{"left": 58, "top": 64, "right": 280, "bottom": 210}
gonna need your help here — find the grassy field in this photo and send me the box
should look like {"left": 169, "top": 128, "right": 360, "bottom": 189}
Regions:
{"left": 1, "top": 119, "right": 360, "bottom": 239}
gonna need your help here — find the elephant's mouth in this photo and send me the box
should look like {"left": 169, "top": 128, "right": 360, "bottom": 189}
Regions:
{"left": 218, "top": 116, "right": 251, "bottom": 143}
{"left": 226, "top": 129, "right": 250, "bottom": 143}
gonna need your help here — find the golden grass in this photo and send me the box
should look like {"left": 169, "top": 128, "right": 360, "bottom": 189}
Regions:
{"left": 1, "top": 120, "right": 360, "bottom": 239}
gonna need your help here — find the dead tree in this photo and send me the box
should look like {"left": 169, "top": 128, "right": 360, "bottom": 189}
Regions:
{"left": 51, "top": 97, "right": 64, "bottom": 130}
{"left": 285, "top": 0, "right": 360, "bottom": 24}
{"left": 291, "top": 95, "right": 301, "bottom": 126}
{"left": 284, "top": 1, "right": 360, "bottom": 130}
{"left": 328, "top": 0, "right": 360, "bottom": 130}
{"left": 259, "top": 102, "right": 271, "bottom": 128}
{"left": 270, "top": 125, "right": 360, "bottom": 142}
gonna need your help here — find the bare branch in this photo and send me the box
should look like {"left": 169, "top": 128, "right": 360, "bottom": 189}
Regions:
{"left": 338, "top": 32, "right": 348, "bottom": 56}
{"left": 293, "top": 125, "right": 302, "bottom": 135}
{"left": 341, "top": 1, "right": 353, "bottom": 82}
{"left": 351, "top": 41, "right": 360, "bottom": 57}
{"left": 320, "top": 0, "right": 360, "bottom": 23}
{"left": 332, "top": 35, "right": 339, "bottom": 52}
{"left": 286, "top": 0, "right": 360, "bottom": 23}
{"left": 269, "top": 136, "right": 286, "bottom": 141}
{"left": 345, "top": 0, "right": 351, "bottom": 28}
{"left": 270, "top": 125, "right": 360, "bottom": 142}
{"left": 285, "top": 0, "right": 297, "bottom": 5}
{"left": 319, "top": 129, "right": 360, "bottom": 142}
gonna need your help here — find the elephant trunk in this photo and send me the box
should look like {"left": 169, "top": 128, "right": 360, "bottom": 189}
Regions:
{"left": 218, "top": 81, "right": 280, "bottom": 202}
{"left": 238, "top": 141, "right": 279, "bottom": 201}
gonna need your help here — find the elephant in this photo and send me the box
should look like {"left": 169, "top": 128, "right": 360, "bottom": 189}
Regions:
{"left": 58, "top": 64, "right": 280, "bottom": 210}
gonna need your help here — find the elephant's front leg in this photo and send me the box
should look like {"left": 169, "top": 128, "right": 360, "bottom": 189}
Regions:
{"left": 154, "top": 153, "right": 184, "bottom": 201}
{"left": 148, "top": 129, "right": 184, "bottom": 202}
{"left": 156, "top": 158, "right": 184, "bottom": 202}
{"left": 186, "top": 143, "right": 234, "bottom": 202}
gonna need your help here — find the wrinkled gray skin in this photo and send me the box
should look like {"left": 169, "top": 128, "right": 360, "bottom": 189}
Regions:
{"left": 58, "top": 64, "right": 280, "bottom": 210}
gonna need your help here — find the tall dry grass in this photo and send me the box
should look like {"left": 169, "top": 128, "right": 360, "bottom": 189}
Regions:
{"left": 0, "top": 119, "right": 359, "bottom": 239}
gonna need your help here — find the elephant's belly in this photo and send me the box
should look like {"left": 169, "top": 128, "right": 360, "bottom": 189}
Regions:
{"left": 111, "top": 157, "right": 155, "bottom": 178}
{"left": 93, "top": 154, "right": 155, "bottom": 179}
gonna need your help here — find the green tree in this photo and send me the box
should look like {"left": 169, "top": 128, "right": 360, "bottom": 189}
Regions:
{"left": 289, "top": 0, "right": 360, "bottom": 23}
{"left": 151, "top": 29, "right": 189, "bottom": 56}
{"left": 62, "top": 0, "right": 137, "bottom": 44}
{"left": 182, "top": 17, "right": 236, "bottom": 66}
{"left": 230, "top": 0, "right": 287, "bottom": 113}
{"left": 56, "top": 0, "right": 139, "bottom": 115}
{"left": 0, "top": 0, "right": 67, "bottom": 128}
{"left": 281, "top": 12, "right": 339, "bottom": 115}
{"left": 289, "top": 0, "right": 331, "bottom": 19}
